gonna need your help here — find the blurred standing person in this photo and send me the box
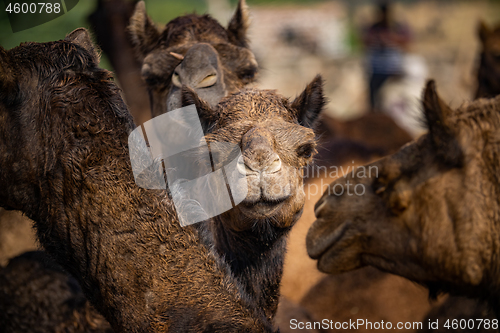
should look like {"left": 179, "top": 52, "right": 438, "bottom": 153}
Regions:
{"left": 363, "top": 2, "right": 411, "bottom": 112}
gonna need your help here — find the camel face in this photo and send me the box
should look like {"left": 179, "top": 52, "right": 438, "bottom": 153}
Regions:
{"left": 129, "top": 0, "right": 258, "bottom": 117}
{"left": 476, "top": 21, "right": 500, "bottom": 99}
{"left": 183, "top": 76, "right": 324, "bottom": 231}
{"left": 307, "top": 81, "right": 500, "bottom": 294}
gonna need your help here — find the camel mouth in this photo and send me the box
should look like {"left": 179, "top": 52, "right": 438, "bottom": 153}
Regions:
{"left": 241, "top": 194, "right": 290, "bottom": 207}
{"left": 239, "top": 195, "right": 291, "bottom": 216}
{"left": 306, "top": 219, "right": 350, "bottom": 260}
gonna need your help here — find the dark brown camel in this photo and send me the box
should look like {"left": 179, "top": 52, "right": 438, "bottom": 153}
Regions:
{"left": 0, "top": 29, "right": 324, "bottom": 331}
{"left": 0, "top": 251, "right": 112, "bottom": 333}
{"left": 0, "top": 0, "right": 256, "bottom": 281}
{"left": 0, "top": 29, "right": 267, "bottom": 332}
{"left": 418, "top": 21, "right": 500, "bottom": 328}
{"left": 476, "top": 21, "right": 500, "bottom": 99}
{"left": 128, "top": 0, "right": 258, "bottom": 117}
{"left": 308, "top": 80, "right": 500, "bottom": 318}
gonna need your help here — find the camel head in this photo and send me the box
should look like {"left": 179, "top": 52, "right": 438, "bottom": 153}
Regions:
{"left": 181, "top": 76, "right": 325, "bottom": 231}
{"left": 307, "top": 80, "right": 500, "bottom": 297}
{"left": 129, "top": 0, "right": 258, "bottom": 117}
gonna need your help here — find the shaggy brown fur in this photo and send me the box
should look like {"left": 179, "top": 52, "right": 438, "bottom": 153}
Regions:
{"left": 0, "top": 251, "right": 112, "bottom": 333}
{"left": 0, "top": 28, "right": 325, "bottom": 331}
{"left": 308, "top": 80, "right": 500, "bottom": 317}
{"left": 476, "top": 21, "right": 500, "bottom": 99}
{"left": 129, "top": 0, "right": 258, "bottom": 117}
{"left": 0, "top": 28, "right": 273, "bottom": 332}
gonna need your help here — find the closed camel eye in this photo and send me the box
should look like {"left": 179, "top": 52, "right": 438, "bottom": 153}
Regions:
{"left": 197, "top": 74, "right": 217, "bottom": 88}
{"left": 172, "top": 72, "right": 182, "bottom": 88}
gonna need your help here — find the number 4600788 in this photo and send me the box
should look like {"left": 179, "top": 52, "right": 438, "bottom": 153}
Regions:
{"left": 5, "top": 3, "right": 61, "bottom": 14}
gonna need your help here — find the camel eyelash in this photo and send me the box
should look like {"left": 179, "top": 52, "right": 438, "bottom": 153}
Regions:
{"left": 297, "top": 144, "right": 315, "bottom": 158}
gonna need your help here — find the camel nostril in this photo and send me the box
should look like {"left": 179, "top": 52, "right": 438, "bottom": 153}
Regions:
{"left": 196, "top": 74, "right": 217, "bottom": 88}
{"left": 266, "top": 156, "right": 281, "bottom": 174}
{"left": 171, "top": 72, "right": 182, "bottom": 88}
{"left": 237, "top": 156, "right": 254, "bottom": 175}
{"left": 314, "top": 200, "right": 328, "bottom": 218}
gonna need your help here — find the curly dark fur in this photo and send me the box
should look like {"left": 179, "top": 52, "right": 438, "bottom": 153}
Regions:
{"left": 0, "top": 251, "right": 112, "bottom": 333}
{"left": 0, "top": 29, "right": 273, "bottom": 332}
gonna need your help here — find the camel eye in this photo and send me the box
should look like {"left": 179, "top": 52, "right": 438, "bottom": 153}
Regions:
{"left": 297, "top": 144, "right": 314, "bottom": 158}
{"left": 197, "top": 74, "right": 217, "bottom": 88}
{"left": 373, "top": 179, "right": 387, "bottom": 196}
{"left": 172, "top": 72, "right": 182, "bottom": 88}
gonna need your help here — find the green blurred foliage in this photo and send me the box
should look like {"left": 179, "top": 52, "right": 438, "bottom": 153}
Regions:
{"left": 0, "top": 0, "right": 326, "bottom": 70}
{"left": 0, "top": 0, "right": 207, "bottom": 70}
{"left": 0, "top": 0, "right": 329, "bottom": 51}
{"left": 236, "top": 0, "right": 322, "bottom": 4}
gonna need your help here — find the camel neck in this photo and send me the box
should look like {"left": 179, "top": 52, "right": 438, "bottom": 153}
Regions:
{"left": 12, "top": 143, "right": 271, "bottom": 332}
{"left": 207, "top": 217, "right": 291, "bottom": 322}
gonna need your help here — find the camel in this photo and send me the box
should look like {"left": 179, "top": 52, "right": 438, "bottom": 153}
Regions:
{"left": 308, "top": 80, "right": 500, "bottom": 318}
{"left": 0, "top": 0, "right": 256, "bottom": 277}
{"left": 180, "top": 75, "right": 324, "bottom": 323}
{"left": 128, "top": 0, "right": 258, "bottom": 117}
{"left": 0, "top": 251, "right": 112, "bottom": 333}
{"left": 476, "top": 21, "right": 500, "bottom": 99}
{"left": 0, "top": 28, "right": 324, "bottom": 331}
{"left": 280, "top": 170, "right": 436, "bottom": 333}
{"left": 415, "top": 22, "right": 500, "bottom": 328}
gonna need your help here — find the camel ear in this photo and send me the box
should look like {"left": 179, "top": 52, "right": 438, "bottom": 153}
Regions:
{"left": 478, "top": 20, "right": 490, "bottom": 44}
{"left": 291, "top": 75, "right": 326, "bottom": 129}
{"left": 65, "top": 28, "right": 100, "bottom": 63}
{"left": 129, "top": 1, "right": 161, "bottom": 61}
{"left": 227, "top": 0, "right": 250, "bottom": 48}
{"left": 423, "top": 80, "right": 462, "bottom": 165}
{"left": 181, "top": 86, "right": 217, "bottom": 133}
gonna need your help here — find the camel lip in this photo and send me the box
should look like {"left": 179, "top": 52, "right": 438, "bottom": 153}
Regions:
{"left": 241, "top": 194, "right": 291, "bottom": 208}
{"left": 238, "top": 196, "right": 290, "bottom": 217}
{"left": 307, "top": 219, "right": 350, "bottom": 260}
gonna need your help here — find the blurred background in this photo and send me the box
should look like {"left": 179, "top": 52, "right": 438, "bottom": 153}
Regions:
{"left": 2, "top": 0, "right": 500, "bottom": 133}
{"left": 2, "top": 1, "right": 500, "bottom": 331}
